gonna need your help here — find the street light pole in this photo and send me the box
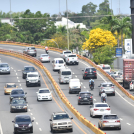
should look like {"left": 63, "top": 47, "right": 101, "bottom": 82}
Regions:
{"left": 43, "top": 39, "right": 59, "bottom": 48}
{"left": 10, "top": 0, "right": 12, "bottom": 24}
{"left": 66, "top": 0, "right": 69, "bottom": 50}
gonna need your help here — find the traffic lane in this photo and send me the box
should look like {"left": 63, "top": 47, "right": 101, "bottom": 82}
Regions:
{"left": 0, "top": 55, "right": 91, "bottom": 134}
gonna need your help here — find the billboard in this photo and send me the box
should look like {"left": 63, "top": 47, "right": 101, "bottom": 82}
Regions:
{"left": 116, "top": 47, "right": 122, "bottom": 57}
{"left": 124, "top": 39, "right": 132, "bottom": 55}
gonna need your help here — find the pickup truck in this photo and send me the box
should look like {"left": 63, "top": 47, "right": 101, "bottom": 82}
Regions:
{"left": 65, "top": 54, "right": 79, "bottom": 65}
{"left": 61, "top": 51, "right": 72, "bottom": 60}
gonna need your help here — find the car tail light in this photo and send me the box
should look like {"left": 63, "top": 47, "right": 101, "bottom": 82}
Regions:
{"left": 79, "top": 97, "right": 81, "bottom": 99}
{"left": 49, "top": 57, "right": 50, "bottom": 59}
{"left": 41, "top": 58, "right": 43, "bottom": 59}
{"left": 93, "top": 71, "right": 96, "bottom": 73}
{"left": 115, "top": 120, "right": 120, "bottom": 122}
{"left": 103, "top": 121, "right": 109, "bottom": 123}
{"left": 27, "top": 50, "right": 30, "bottom": 52}
{"left": 94, "top": 109, "right": 99, "bottom": 111}
{"left": 106, "top": 108, "right": 110, "bottom": 110}
{"left": 111, "top": 86, "right": 114, "bottom": 88}
{"left": 130, "top": 82, "right": 132, "bottom": 85}
{"left": 34, "top": 50, "right": 36, "bottom": 51}
{"left": 68, "top": 59, "right": 69, "bottom": 61}
{"left": 77, "top": 57, "right": 78, "bottom": 60}
{"left": 101, "top": 87, "right": 104, "bottom": 89}
{"left": 90, "top": 96, "right": 92, "bottom": 99}
{"left": 85, "top": 72, "right": 88, "bottom": 73}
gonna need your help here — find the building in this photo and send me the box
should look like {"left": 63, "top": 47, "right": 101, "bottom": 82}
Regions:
{"left": 0, "top": 18, "right": 14, "bottom": 26}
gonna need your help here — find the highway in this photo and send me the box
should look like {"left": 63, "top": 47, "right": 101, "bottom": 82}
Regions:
{"left": 0, "top": 44, "right": 134, "bottom": 134}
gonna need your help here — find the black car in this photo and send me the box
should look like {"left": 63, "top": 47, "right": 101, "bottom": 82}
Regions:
{"left": 78, "top": 92, "right": 93, "bottom": 105}
{"left": 82, "top": 67, "right": 97, "bottom": 79}
{"left": 12, "top": 115, "right": 34, "bottom": 134}
{"left": 22, "top": 66, "right": 37, "bottom": 79}
{"left": 10, "top": 98, "right": 28, "bottom": 113}
{"left": 10, "top": 89, "right": 27, "bottom": 103}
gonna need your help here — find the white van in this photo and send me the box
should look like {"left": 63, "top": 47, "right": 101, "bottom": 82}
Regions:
{"left": 98, "top": 64, "right": 111, "bottom": 73}
{"left": 52, "top": 58, "right": 65, "bottom": 71}
{"left": 59, "top": 68, "right": 72, "bottom": 84}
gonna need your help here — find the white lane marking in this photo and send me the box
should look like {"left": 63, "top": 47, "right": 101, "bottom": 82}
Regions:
{"left": 17, "top": 77, "right": 18, "bottom": 79}
{"left": 18, "top": 80, "right": 20, "bottom": 82}
{"left": 75, "top": 75, "right": 77, "bottom": 77}
{"left": 120, "top": 118, "right": 123, "bottom": 120}
{"left": 0, "top": 122, "right": 3, "bottom": 134}
{"left": 73, "top": 72, "right": 75, "bottom": 74}
{"left": 94, "top": 99, "right": 96, "bottom": 101}
{"left": 14, "top": 70, "right": 16, "bottom": 72}
{"left": 39, "top": 128, "right": 42, "bottom": 131}
{"left": 19, "top": 84, "right": 21, "bottom": 86}
{"left": 36, "top": 122, "right": 38, "bottom": 125}
{"left": 30, "top": 113, "right": 33, "bottom": 115}
{"left": 81, "top": 82, "right": 83, "bottom": 85}
{"left": 11, "top": 67, "right": 13, "bottom": 69}
{"left": 16, "top": 73, "right": 17, "bottom": 75}
{"left": 18, "top": 70, "right": 21, "bottom": 71}
{"left": 83, "top": 86, "right": 86, "bottom": 88}
{"left": 28, "top": 109, "right": 30, "bottom": 111}
{"left": 127, "top": 123, "right": 131, "bottom": 125}
{"left": 33, "top": 117, "right": 35, "bottom": 120}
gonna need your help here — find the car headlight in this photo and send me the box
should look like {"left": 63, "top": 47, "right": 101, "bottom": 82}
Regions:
{"left": 52, "top": 123, "right": 57, "bottom": 126}
{"left": 68, "top": 122, "right": 72, "bottom": 124}
{"left": 15, "top": 124, "right": 19, "bottom": 127}
{"left": 12, "top": 106, "right": 16, "bottom": 108}
{"left": 49, "top": 95, "right": 52, "bottom": 97}
{"left": 10, "top": 97, "right": 13, "bottom": 99}
{"left": 23, "top": 106, "right": 27, "bottom": 108}
{"left": 28, "top": 123, "right": 32, "bottom": 127}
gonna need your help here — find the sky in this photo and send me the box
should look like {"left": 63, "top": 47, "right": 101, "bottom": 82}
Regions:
{"left": 0, "top": 0, "right": 131, "bottom": 16}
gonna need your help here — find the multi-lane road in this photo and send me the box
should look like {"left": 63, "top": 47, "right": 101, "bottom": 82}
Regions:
{"left": 0, "top": 44, "right": 134, "bottom": 134}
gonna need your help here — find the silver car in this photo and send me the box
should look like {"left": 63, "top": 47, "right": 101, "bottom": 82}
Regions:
{"left": 98, "top": 114, "right": 121, "bottom": 130}
{"left": 99, "top": 82, "right": 115, "bottom": 96}
{"left": 0, "top": 63, "right": 10, "bottom": 74}
{"left": 38, "top": 54, "right": 50, "bottom": 63}
{"left": 23, "top": 47, "right": 37, "bottom": 57}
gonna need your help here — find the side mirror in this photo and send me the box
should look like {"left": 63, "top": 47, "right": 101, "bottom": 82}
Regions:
{"left": 109, "top": 106, "right": 110, "bottom": 107}
{"left": 82, "top": 70, "right": 84, "bottom": 71}
{"left": 12, "top": 121, "right": 15, "bottom": 123}
{"left": 32, "top": 120, "right": 34, "bottom": 122}
{"left": 70, "top": 117, "right": 73, "bottom": 119}
{"left": 25, "top": 92, "right": 27, "bottom": 94}
{"left": 52, "top": 61, "right": 54, "bottom": 63}
{"left": 49, "top": 119, "right": 52, "bottom": 121}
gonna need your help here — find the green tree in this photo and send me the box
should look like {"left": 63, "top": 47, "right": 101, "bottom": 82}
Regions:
{"left": 93, "top": 45, "right": 115, "bottom": 65}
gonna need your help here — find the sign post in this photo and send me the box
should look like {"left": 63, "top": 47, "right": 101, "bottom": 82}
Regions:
{"left": 116, "top": 47, "right": 122, "bottom": 57}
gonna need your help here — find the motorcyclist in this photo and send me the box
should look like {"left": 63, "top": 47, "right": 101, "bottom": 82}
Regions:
{"left": 45, "top": 46, "right": 48, "bottom": 53}
{"left": 101, "top": 90, "right": 107, "bottom": 102}
{"left": 89, "top": 79, "right": 94, "bottom": 88}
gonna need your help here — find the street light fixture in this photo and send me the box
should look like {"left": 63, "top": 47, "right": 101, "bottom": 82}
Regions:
{"left": 43, "top": 39, "right": 59, "bottom": 48}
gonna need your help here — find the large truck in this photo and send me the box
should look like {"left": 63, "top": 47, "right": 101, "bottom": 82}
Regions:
{"left": 123, "top": 59, "right": 134, "bottom": 89}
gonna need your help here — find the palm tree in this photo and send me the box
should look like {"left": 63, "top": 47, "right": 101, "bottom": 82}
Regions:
{"left": 112, "top": 17, "right": 132, "bottom": 53}
{"left": 56, "top": 25, "right": 67, "bottom": 35}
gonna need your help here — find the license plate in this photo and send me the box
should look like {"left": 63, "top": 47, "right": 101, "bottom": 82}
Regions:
{"left": 59, "top": 127, "right": 65, "bottom": 129}
{"left": 74, "top": 87, "right": 77, "bottom": 88}
{"left": 110, "top": 126, "right": 114, "bottom": 127}
{"left": 22, "top": 129, "right": 25, "bottom": 130}
{"left": 100, "top": 109, "right": 104, "bottom": 111}
{"left": 59, "top": 66, "right": 61, "bottom": 67}
{"left": 84, "top": 98, "right": 87, "bottom": 100}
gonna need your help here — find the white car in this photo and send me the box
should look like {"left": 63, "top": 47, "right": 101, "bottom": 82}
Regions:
{"left": 65, "top": 54, "right": 79, "bottom": 65}
{"left": 90, "top": 103, "right": 111, "bottom": 118}
{"left": 52, "top": 58, "right": 65, "bottom": 71}
{"left": 36, "top": 88, "right": 52, "bottom": 101}
{"left": 69, "top": 79, "right": 81, "bottom": 94}
{"left": 98, "top": 64, "right": 111, "bottom": 73}
{"left": 38, "top": 54, "right": 50, "bottom": 63}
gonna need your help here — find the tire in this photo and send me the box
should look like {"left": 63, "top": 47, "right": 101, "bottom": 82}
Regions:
{"left": 22, "top": 75, "right": 25, "bottom": 79}
{"left": 14, "top": 130, "right": 17, "bottom": 134}
{"left": 51, "top": 127, "right": 55, "bottom": 133}
{"left": 118, "top": 127, "right": 121, "bottom": 130}
{"left": 25, "top": 109, "right": 27, "bottom": 112}
{"left": 90, "top": 112, "right": 92, "bottom": 117}
{"left": 70, "top": 128, "right": 73, "bottom": 132}
{"left": 9, "top": 72, "right": 10, "bottom": 74}
{"left": 78, "top": 102, "right": 80, "bottom": 105}
{"left": 30, "top": 128, "right": 33, "bottom": 133}
{"left": 90, "top": 102, "right": 93, "bottom": 105}
{"left": 98, "top": 124, "right": 100, "bottom": 129}
{"left": 69, "top": 90, "right": 71, "bottom": 94}
{"left": 26, "top": 83, "right": 29, "bottom": 87}
{"left": 39, "top": 83, "right": 41, "bottom": 87}
{"left": 83, "top": 76, "right": 85, "bottom": 79}
{"left": 4, "top": 92, "right": 6, "bottom": 95}
{"left": 95, "top": 76, "right": 97, "bottom": 79}
{"left": 10, "top": 109, "right": 12, "bottom": 113}
{"left": 99, "top": 92, "right": 101, "bottom": 96}
{"left": 37, "top": 98, "right": 39, "bottom": 101}
{"left": 77, "top": 63, "right": 79, "bottom": 65}
{"left": 34, "top": 54, "right": 36, "bottom": 57}
{"left": 113, "top": 93, "right": 115, "bottom": 96}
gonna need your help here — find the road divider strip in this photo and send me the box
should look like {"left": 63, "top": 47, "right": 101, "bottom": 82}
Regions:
{"left": 0, "top": 48, "right": 105, "bottom": 134}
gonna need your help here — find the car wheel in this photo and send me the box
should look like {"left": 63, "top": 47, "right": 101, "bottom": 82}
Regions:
{"left": 30, "top": 128, "right": 33, "bottom": 133}
{"left": 90, "top": 102, "right": 93, "bottom": 105}
{"left": 70, "top": 128, "right": 73, "bottom": 132}
{"left": 113, "top": 93, "right": 115, "bottom": 96}
{"left": 25, "top": 109, "right": 27, "bottom": 112}
{"left": 4, "top": 92, "right": 6, "bottom": 95}
{"left": 51, "top": 127, "right": 55, "bottom": 133}
{"left": 9, "top": 72, "right": 10, "bottom": 74}
{"left": 95, "top": 76, "right": 97, "bottom": 79}
{"left": 39, "top": 83, "right": 41, "bottom": 87}
{"left": 37, "top": 98, "right": 39, "bottom": 101}
{"left": 10, "top": 109, "right": 12, "bottom": 113}
{"left": 118, "top": 127, "right": 121, "bottom": 130}
{"left": 14, "top": 130, "right": 17, "bottom": 134}
{"left": 69, "top": 90, "right": 71, "bottom": 94}
{"left": 77, "top": 63, "right": 79, "bottom": 65}
{"left": 98, "top": 123, "right": 100, "bottom": 129}
{"left": 22, "top": 75, "right": 25, "bottom": 79}
{"left": 78, "top": 102, "right": 80, "bottom": 105}
{"left": 26, "top": 83, "right": 29, "bottom": 87}
{"left": 34, "top": 54, "right": 36, "bottom": 57}
{"left": 99, "top": 92, "right": 101, "bottom": 96}
{"left": 90, "top": 112, "right": 92, "bottom": 117}
{"left": 83, "top": 76, "right": 85, "bottom": 79}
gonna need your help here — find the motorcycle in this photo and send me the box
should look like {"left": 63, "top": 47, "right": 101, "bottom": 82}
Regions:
{"left": 45, "top": 50, "right": 49, "bottom": 54}
{"left": 89, "top": 84, "right": 94, "bottom": 90}
{"left": 102, "top": 97, "right": 106, "bottom": 103}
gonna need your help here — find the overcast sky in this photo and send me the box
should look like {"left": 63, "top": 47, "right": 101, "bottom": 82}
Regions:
{"left": 0, "top": 0, "right": 131, "bottom": 16}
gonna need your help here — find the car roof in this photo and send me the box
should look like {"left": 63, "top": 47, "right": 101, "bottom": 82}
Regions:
{"left": 53, "top": 111, "right": 67, "bottom": 115}
{"left": 27, "top": 72, "right": 38, "bottom": 75}
{"left": 15, "top": 115, "right": 30, "bottom": 118}
{"left": 12, "top": 89, "right": 23, "bottom": 91}
{"left": 39, "top": 88, "right": 49, "bottom": 91}
{"left": 6, "top": 83, "right": 16, "bottom": 85}
{"left": 70, "top": 78, "right": 80, "bottom": 81}
{"left": 79, "top": 91, "right": 91, "bottom": 94}
{"left": 0, "top": 63, "right": 8, "bottom": 65}
{"left": 24, "top": 66, "right": 35, "bottom": 68}
{"left": 60, "top": 68, "right": 71, "bottom": 71}
{"left": 101, "top": 82, "right": 112, "bottom": 84}
{"left": 54, "top": 58, "right": 64, "bottom": 60}
{"left": 85, "top": 67, "right": 95, "bottom": 69}
{"left": 94, "top": 102, "right": 108, "bottom": 105}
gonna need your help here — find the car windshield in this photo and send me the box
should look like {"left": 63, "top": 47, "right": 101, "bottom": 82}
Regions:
{"left": 28, "top": 74, "right": 38, "bottom": 77}
{"left": 11, "top": 90, "right": 24, "bottom": 95}
{"left": 11, "top": 99, "right": 26, "bottom": 104}
{"left": 29, "top": 47, "right": 35, "bottom": 50}
{"left": 7, "top": 84, "right": 16, "bottom": 88}
{"left": 62, "top": 71, "right": 71, "bottom": 75}
{"left": 39, "top": 90, "right": 50, "bottom": 93}
{"left": 41, "top": 55, "right": 48, "bottom": 57}
{"left": 85, "top": 68, "right": 96, "bottom": 72}
{"left": 102, "top": 67, "right": 110, "bottom": 69}
{"left": 80, "top": 93, "right": 91, "bottom": 97}
{"left": 64, "top": 52, "right": 71, "bottom": 54}
{"left": 68, "top": 55, "right": 76, "bottom": 57}
{"left": 56, "top": 60, "right": 64, "bottom": 64}
{"left": 104, "top": 115, "right": 118, "bottom": 119}
{"left": 53, "top": 114, "right": 69, "bottom": 120}
{"left": 16, "top": 116, "right": 31, "bottom": 122}
{"left": 95, "top": 104, "right": 108, "bottom": 107}
{"left": 0, "top": 64, "right": 8, "bottom": 67}
{"left": 102, "top": 84, "right": 112, "bottom": 87}
{"left": 24, "top": 67, "right": 35, "bottom": 71}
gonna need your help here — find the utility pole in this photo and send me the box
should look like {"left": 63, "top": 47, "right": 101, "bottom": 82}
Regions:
{"left": 111, "top": 0, "right": 112, "bottom": 14}
{"left": 119, "top": 0, "right": 120, "bottom": 14}
{"left": 66, "top": 0, "right": 69, "bottom": 50}
{"left": 10, "top": 0, "right": 12, "bottom": 24}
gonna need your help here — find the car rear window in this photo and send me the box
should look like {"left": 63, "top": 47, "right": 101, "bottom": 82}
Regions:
{"left": 12, "top": 99, "right": 26, "bottom": 104}
{"left": 104, "top": 115, "right": 118, "bottom": 119}
{"left": 28, "top": 47, "right": 35, "bottom": 50}
{"left": 7, "top": 84, "right": 16, "bottom": 88}
{"left": 68, "top": 55, "right": 76, "bottom": 57}
{"left": 28, "top": 74, "right": 38, "bottom": 77}
{"left": 80, "top": 93, "right": 91, "bottom": 97}
{"left": 62, "top": 71, "right": 71, "bottom": 75}
{"left": 102, "top": 67, "right": 110, "bottom": 69}
{"left": 85, "top": 68, "right": 96, "bottom": 72}
{"left": 16, "top": 116, "right": 31, "bottom": 122}
{"left": 0, "top": 64, "right": 8, "bottom": 67}
{"left": 24, "top": 67, "right": 35, "bottom": 71}
{"left": 55, "top": 60, "right": 64, "bottom": 64}
{"left": 11, "top": 90, "right": 24, "bottom": 95}
{"left": 95, "top": 104, "right": 108, "bottom": 107}
{"left": 102, "top": 84, "right": 112, "bottom": 87}
{"left": 39, "top": 90, "right": 50, "bottom": 93}
{"left": 64, "top": 52, "right": 71, "bottom": 54}
{"left": 41, "top": 55, "right": 48, "bottom": 57}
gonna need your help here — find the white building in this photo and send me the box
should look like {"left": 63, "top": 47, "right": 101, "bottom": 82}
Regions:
{"left": 55, "top": 17, "right": 87, "bottom": 29}
{"left": 1, "top": 18, "right": 14, "bottom": 26}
